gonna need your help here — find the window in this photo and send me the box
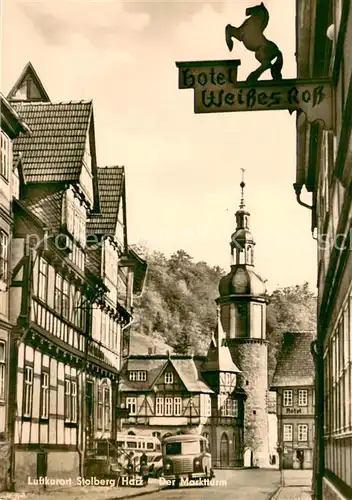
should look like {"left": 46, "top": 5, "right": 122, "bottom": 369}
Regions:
{"left": 101, "top": 312, "right": 107, "bottom": 345}
{"left": 128, "top": 371, "right": 146, "bottom": 381}
{"left": 40, "top": 372, "right": 49, "bottom": 419}
{"left": 97, "top": 386, "right": 103, "bottom": 429}
{"left": 54, "top": 274, "right": 63, "bottom": 314}
{"left": 38, "top": 258, "right": 48, "bottom": 302}
{"left": 283, "top": 390, "right": 293, "bottom": 407}
{"left": 64, "top": 379, "right": 77, "bottom": 423}
{"left": 103, "top": 387, "right": 111, "bottom": 431}
{"left": 165, "top": 397, "right": 173, "bottom": 416}
{"left": 0, "top": 341, "right": 5, "bottom": 400}
{"left": 126, "top": 397, "right": 137, "bottom": 416}
{"left": 55, "top": 275, "right": 70, "bottom": 319}
{"left": 0, "top": 131, "right": 10, "bottom": 181}
{"left": 298, "top": 390, "right": 308, "bottom": 407}
{"left": 204, "top": 396, "right": 212, "bottom": 417}
{"left": 233, "top": 399, "right": 238, "bottom": 417}
{"left": 164, "top": 373, "right": 173, "bottom": 384}
{"left": 221, "top": 397, "right": 237, "bottom": 417}
{"left": 225, "top": 398, "right": 233, "bottom": 416}
{"left": 298, "top": 424, "right": 308, "bottom": 442}
{"left": 137, "top": 371, "right": 146, "bottom": 381}
{"left": 0, "top": 231, "right": 8, "bottom": 282}
{"left": 62, "top": 280, "right": 69, "bottom": 319}
{"left": 283, "top": 424, "right": 293, "bottom": 441}
{"left": 174, "top": 397, "right": 182, "bottom": 416}
{"left": 23, "top": 366, "right": 33, "bottom": 417}
{"left": 156, "top": 397, "right": 164, "bottom": 416}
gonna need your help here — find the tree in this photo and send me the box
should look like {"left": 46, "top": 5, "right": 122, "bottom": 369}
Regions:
{"left": 131, "top": 250, "right": 317, "bottom": 377}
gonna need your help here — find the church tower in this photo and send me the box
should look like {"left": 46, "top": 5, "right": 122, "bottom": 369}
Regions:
{"left": 217, "top": 171, "right": 270, "bottom": 468}
{"left": 201, "top": 308, "right": 246, "bottom": 467}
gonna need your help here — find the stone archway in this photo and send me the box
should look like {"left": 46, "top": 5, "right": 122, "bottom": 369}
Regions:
{"left": 220, "top": 433, "right": 229, "bottom": 467}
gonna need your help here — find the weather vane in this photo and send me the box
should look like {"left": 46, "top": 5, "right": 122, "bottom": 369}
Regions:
{"left": 225, "top": 2, "right": 283, "bottom": 83}
{"left": 240, "top": 168, "right": 246, "bottom": 209}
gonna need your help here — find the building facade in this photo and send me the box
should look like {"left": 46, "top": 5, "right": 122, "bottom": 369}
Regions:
{"left": 295, "top": 1, "right": 352, "bottom": 499}
{"left": 271, "top": 331, "right": 315, "bottom": 470}
{"left": 217, "top": 179, "right": 271, "bottom": 468}
{"left": 0, "top": 94, "right": 30, "bottom": 490}
{"left": 119, "top": 312, "right": 246, "bottom": 468}
{"left": 3, "top": 63, "right": 146, "bottom": 492}
{"left": 119, "top": 179, "right": 274, "bottom": 469}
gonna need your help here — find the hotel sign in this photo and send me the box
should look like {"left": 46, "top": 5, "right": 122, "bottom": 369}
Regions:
{"left": 175, "top": 60, "right": 333, "bottom": 129}
{"left": 282, "top": 406, "right": 309, "bottom": 416}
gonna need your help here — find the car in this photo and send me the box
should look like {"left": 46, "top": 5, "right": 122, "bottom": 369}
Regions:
{"left": 148, "top": 455, "right": 163, "bottom": 478}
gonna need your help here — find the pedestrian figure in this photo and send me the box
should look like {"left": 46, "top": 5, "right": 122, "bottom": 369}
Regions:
{"left": 139, "top": 452, "right": 149, "bottom": 485}
{"left": 127, "top": 451, "right": 135, "bottom": 478}
{"left": 140, "top": 452, "right": 148, "bottom": 468}
{"left": 141, "top": 462, "right": 149, "bottom": 486}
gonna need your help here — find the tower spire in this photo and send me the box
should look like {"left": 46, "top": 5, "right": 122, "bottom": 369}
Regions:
{"left": 240, "top": 168, "right": 246, "bottom": 209}
{"left": 230, "top": 169, "right": 255, "bottom": 266}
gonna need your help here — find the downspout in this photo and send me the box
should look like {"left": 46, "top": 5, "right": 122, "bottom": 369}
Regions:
{"left": 7, "top": 246, "right": 35, "bottom": 491}
{"left": 311, "top": 339, "right": 324, "bottom": 500}
{"left": 77, "top": 298, "right": 93, "bottom": 478}
{"left": 293, "top": 183, "right": 313, "bottom": 210}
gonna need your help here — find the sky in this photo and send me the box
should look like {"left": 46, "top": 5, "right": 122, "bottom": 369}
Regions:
{"left": 2, "top": 0, "right": 317, "bottom": 292}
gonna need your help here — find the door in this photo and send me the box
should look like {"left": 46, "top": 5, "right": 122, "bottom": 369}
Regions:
{"left": 220, "top": 433, "right": 229, "bottom": 467}
{"left": 37, "top": 453, "right": 47, "bottom": 480}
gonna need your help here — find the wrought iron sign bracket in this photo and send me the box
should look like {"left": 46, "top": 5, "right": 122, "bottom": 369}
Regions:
{"left": 175, "top": 60, "right": 333, "bottom": 130}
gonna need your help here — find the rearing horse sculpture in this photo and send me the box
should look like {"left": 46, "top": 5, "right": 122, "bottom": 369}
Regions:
{"left": 225, "top": 3, "right": 283, "bottom": 82}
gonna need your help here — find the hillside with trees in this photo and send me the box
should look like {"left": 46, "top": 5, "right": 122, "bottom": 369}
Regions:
{"left": 131, "top": 249, "right": 317, "bottom": 381}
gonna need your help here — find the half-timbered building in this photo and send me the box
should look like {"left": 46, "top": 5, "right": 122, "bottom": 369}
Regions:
{"left": 0, "top": 94, "right": 30, "bottom": 490}
{"left": 5, "top": 62, "right": 146, "bottom": 491}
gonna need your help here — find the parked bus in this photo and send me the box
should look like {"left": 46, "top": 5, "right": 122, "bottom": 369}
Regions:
{"left": 162, "top": 434, "right": 214, "bottom": 487}
{"left": 114, "top": 433, "right": 161, "bottom": 459}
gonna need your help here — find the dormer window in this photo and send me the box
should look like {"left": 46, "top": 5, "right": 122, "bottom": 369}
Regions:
{"left": 164, "top": 373, "right": 173, "bottom": 384}
{"left": 129, "top": 371, "right": 147, "bottom": 382}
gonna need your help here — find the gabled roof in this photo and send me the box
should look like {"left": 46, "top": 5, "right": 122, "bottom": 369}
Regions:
{"left": 86, "top": 166, "right": 124, "bottom": 234}
{"left": 119, "top": 354, "right": 213, "bottom": 394}
{"left": 271, "top": 331, "right": 316, "bottom": 388}
{"left": 7, "top": 62, "right": 50, "bottom": 102}
{"left": 11, "top": 101, "right": 93, "bottom": 183}
{"left": 201, "top": 310, "right": 241, "bottom": 374}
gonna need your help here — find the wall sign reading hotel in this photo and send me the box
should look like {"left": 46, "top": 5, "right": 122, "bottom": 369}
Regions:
{"left": 283, "top": 407, "right": 309, "bottom": 415}
{"left": 175, "top": 60, "right": 333, "bottom": 129}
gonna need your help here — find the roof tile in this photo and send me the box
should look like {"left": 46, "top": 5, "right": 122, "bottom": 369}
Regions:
{"left": 11, "top": 102, "right": 92, "bottom": 183}
{"left": 271, "top": 331, "right": 316, "bottom": 388}
{"left": 87, "top": 166, "right": 124, "bottom": 234}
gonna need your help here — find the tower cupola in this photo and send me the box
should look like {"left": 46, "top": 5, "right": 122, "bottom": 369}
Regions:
{"left": 219, "top": 169, "right": 267, "bottom": 299}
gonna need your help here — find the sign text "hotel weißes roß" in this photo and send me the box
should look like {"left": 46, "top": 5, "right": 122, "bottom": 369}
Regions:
{"left": 175, "top": 60, "right": 332, "bottom": 129}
